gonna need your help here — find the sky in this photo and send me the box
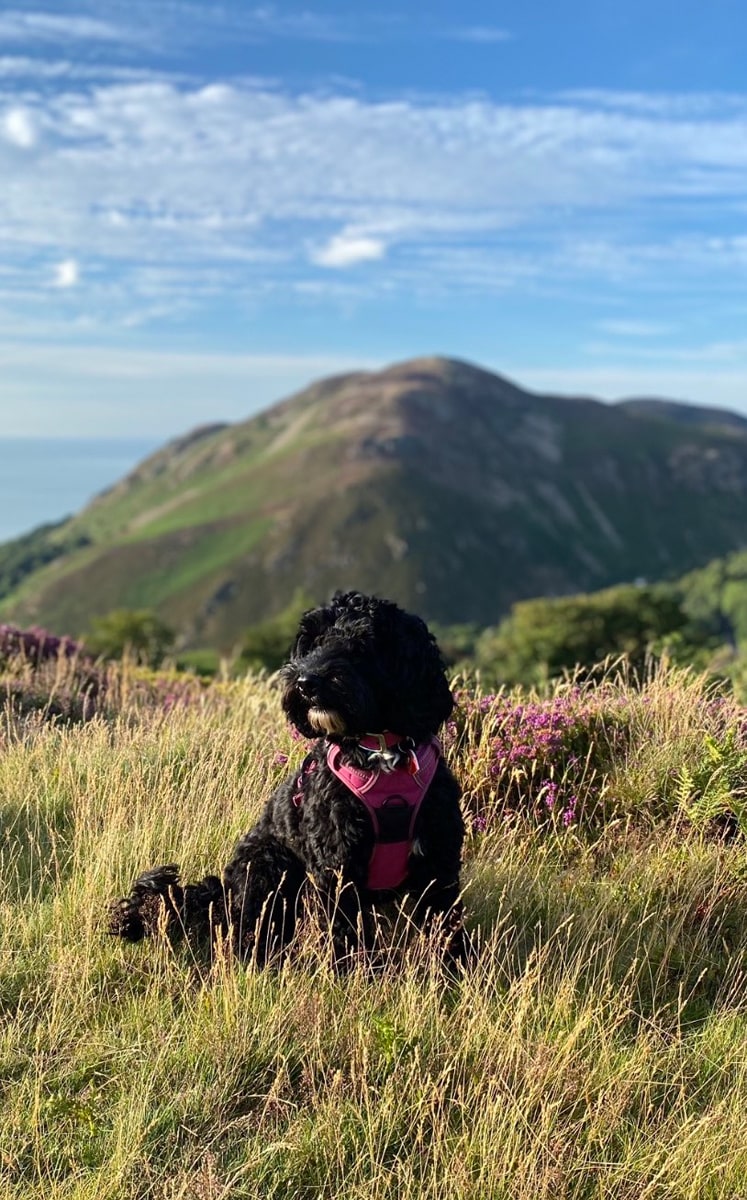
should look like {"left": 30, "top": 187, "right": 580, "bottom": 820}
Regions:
{"left": 1, "top": 0, "right": 747, "bottom": 437}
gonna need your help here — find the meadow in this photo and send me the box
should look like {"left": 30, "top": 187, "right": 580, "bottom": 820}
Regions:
{"left": 2, "top": 633, "right": 747, "bottom": 1198}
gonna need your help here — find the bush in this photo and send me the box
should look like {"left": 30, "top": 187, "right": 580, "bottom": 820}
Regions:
{"left": 86, "top": 609, "right": 175, "bottom": 667}
{"left": 239, "top": 590, "right": 314, "bottom": 672}
{"left": 475, "top": 584, "right": 704, "bottom": 685}
{"left": 0, "top": 623, "right": 83, "bottom": 664}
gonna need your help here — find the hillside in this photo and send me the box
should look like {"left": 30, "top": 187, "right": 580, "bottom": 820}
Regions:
{"left": 3, "top": 356, "right": 747, "bottom": 647}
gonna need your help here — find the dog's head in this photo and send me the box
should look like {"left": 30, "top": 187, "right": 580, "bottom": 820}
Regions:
{"left": 279, "top": 591, "right": 454, "bottom": 742}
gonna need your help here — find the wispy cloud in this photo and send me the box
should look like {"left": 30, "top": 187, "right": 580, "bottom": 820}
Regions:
{"left": 46, "top": 1, "right": 364, "bottom": 50}
{"left": 584, "top": 337, "right": 747, "bottom": 365}
{"left": 1, "top": 78, "right": 747, "bottom": 324}
{"left": 236, "top": 5, "right": 358, "bottom": 42}
{"left": 596, "top": 319, "right": 675, "bottom": 338}
{"left": 515, "top": 365, "right": 747, "bottom": 411}
{"left": 0, "top": 10, "right": 133, "bottom": 44}
{"left": 4, "top": 340, "right": 747, "bottom": 438}
{"left": 448, "top": 26, "right": 512, "bottom": 44}
{"left": 0, "top": 343, "right": 380, "bottom": 436}
{"left": 0, "top": 54, "right": 196, "bottom": 84}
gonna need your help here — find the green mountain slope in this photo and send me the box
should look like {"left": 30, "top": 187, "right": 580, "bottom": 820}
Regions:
{"left": 3, "top": 356, "right": 747, "bottom": 647}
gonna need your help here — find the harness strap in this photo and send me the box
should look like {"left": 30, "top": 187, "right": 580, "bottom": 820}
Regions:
{"left": 327, "top": 735, "right": 441, "bottom": 891}
{"left": 292, "top": 753, "right": 317, "bottom": 807}
{"left": 289, "top": 734, "right": 441, "bottom": 891}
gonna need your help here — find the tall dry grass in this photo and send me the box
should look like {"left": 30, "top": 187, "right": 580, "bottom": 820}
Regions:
{"left": 1, "top": 657, "right": 747, "bottom": 1198}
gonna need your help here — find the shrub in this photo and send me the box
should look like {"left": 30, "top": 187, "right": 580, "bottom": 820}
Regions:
{"left": 475, "top": 584, "right": 703, "bottom": 685}
{"left": 0, "top": 623, "right": 83, "bottom": 664}
{"left": 239, "top": 590, "right": 314, "bottom": 672}
{"left": 86, "top": 609, "right": 175, "bottom": 667}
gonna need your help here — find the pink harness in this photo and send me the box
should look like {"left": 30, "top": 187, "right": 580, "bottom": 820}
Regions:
{"left": 326, "top": 733, "right": 441, "bottom": 891}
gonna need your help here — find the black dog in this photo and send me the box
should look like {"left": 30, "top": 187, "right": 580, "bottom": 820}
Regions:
{"left": 109, "top": 591, "right": 464, "bottom": 966}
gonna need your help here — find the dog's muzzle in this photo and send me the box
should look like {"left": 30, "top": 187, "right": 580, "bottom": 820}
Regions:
{"left": 306, "top": 706, "right": 347, "bottom": 735}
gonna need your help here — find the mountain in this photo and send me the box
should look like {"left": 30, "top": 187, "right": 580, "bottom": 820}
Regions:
{"left": 617, "top": 397, "right": 747, "bottom": 436}
{"left": 3, "top": 356, "right": 747, "bottom": 647}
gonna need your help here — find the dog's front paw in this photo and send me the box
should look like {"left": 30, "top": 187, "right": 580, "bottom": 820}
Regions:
{"left": 107, "top": 894, "right": 148, "bottom": 941}
{"left": 107, "top": 863, "right": 183, "bottom": 941}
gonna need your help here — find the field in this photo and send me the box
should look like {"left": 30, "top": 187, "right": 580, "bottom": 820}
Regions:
{"left": 3, "top": 645, "right": 747, "bottom": 1198}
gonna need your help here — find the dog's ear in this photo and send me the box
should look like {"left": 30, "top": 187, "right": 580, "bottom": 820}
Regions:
{"left": 290, "top": 600, "right": 340, "bottom": 658}
{"left": 291, "top": 591, "right": 371, "bottom": 658}
{"left": 375, "top": 602, "right": 454, "bottom": 737}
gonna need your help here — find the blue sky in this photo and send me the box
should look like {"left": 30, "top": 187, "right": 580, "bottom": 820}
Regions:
{"left": 1, "top": 0, "right": 747, "bottom": 437}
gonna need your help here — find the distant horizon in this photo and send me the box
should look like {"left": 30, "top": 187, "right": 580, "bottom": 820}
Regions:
{"left": 0, "top": 436, "right": 157, "bottom": 543}
{"left": 0, "top": 434, "right": 161, "bottom": 443}
{"left": 1, "top": 1, "right": 746, "bottom": 436}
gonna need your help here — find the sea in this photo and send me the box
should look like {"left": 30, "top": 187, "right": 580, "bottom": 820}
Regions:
{"left": 0, "top": 438, "right": 159, "bottom": 544}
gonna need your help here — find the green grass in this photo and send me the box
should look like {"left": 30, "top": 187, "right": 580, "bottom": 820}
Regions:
{"left": 2, "top": 660, "right": 747, "bottom": 1197}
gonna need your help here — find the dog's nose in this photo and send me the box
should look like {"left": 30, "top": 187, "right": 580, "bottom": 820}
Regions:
{"left": 297, "top": 673, "right": 322, "bottom": 699}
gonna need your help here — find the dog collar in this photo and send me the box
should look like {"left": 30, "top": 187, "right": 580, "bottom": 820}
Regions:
{"left": 354, "top": 732, "right": 417, "bottom": 774}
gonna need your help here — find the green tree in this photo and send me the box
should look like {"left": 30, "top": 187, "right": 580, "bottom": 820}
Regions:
{"left": 239, "top": 590, "right": 314, "bottom": 672}
{"left": 86, "top": 609, "right": 175, "bottom": 667}
{"left": 476, "top": 584, "right": 698, "bottom": 685}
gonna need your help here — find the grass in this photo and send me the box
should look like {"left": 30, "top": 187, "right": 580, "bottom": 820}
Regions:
{"left": 2, "top": 656, "right": 747, "bottom": 1197}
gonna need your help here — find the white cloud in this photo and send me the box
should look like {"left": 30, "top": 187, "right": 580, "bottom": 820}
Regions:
{"left": 584, "top": 337, "right": 747, "bottom": 365}
{"left": 39, "top": 1, "right": 362, "bottom": 50}
{"left": 0, "top": 79, "right": 745, "bottom": 319}
{"left": 558, "top": 90, "right": 747, "bottom": 118}
{"left": 53, "top": 259, "right": 80, "bottom": 288}
{"left": 1, "top": 82, "right": 745, "bottom": 249}
{"left": 238, "top": 5, "right": 356, "bottom": 42}
{"left": 311, "top": 233, "right": 386, "bottom": 268}
{"left": 596, "top": 319, "right": 675, "bottom": 338}
{"left": 0, "top": 55, "right": 196, "bottom": 84}
{"left": 1, "top": 105, "right": 36, "bottom": 147}
{"left": 0, "top": 10, "right": 130, "bottom": 43}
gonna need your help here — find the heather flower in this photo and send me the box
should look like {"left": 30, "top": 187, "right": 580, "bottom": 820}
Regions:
{"left": 541, "top": 781, "right": 559, "bottom": 809}
{"left": 453, "top": 685, "right": 632, "bottom": 832}
{"left": 562, "top": 796, "right": 578, "bottom": 826}
{"left": 0, "top": 623, "right": 83, "bottom": 664}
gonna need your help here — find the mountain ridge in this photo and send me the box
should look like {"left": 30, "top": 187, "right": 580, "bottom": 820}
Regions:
{"left": 3, "top": 356, "right": 747, "bottom": 646}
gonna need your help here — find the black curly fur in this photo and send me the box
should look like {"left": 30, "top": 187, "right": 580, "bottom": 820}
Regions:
{"left": 108, "top": 591, "right": 465, "bottom": 967}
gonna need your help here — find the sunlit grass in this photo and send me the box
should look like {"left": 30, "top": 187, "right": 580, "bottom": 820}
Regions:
{"left": 2, "top": 657, "right": 747, "bottom": 1197}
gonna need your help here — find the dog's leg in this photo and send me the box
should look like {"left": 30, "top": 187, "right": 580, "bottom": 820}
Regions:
{"left": 107, "top": 865, "right": 226, "bottom": 943}
{"left": 317, "top": 876, "right": 376, "bottom": 972}
{"left": 408, "top": 876, "right": 466, "bottom": 967}
{"left": 224, "top": 834, "right": 306, "bottom": 965}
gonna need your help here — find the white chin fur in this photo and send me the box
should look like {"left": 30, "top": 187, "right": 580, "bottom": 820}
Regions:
{"left": 307, "top": 707, "right": 347, "bottom": 735}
